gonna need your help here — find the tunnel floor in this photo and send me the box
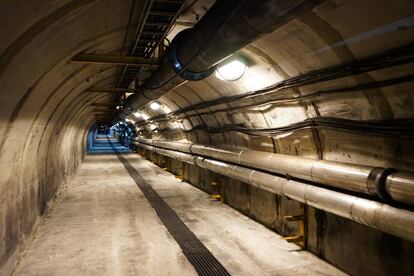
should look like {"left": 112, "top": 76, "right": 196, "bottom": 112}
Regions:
{"left": 12, "top": 151, "right": 344, "bottom": 275}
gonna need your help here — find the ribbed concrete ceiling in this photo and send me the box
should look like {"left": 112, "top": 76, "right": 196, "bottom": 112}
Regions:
{"left": 134, "top": 0, "right": 414, "bottom": 170}
{"left": 0, "top": 0, "right": 414, "bottom": 272}
{"left": 0, "top": 1, "right": 186, "bottom": 270}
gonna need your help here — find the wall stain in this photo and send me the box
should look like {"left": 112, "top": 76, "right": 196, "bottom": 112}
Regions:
{"left": 314, "top": 209, "right": 327, "bottom": 259}
{"left": 298, "top": 11, "right": 394, "bottom": 120}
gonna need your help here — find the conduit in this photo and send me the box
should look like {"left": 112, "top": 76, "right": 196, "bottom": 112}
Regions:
{"left": 122, "top": 0, "right": 321, "bottom": 115}
{"left": 141, "top": 117, "right": 414, "bottom": 137}
{"left": 133, "top": 138, "right": 414, "bottom": 206}
{"left": 132, "top": 140, "right": 414, "bottom": 242}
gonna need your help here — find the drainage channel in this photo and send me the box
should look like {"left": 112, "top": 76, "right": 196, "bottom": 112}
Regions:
{"left": 109, "top": 139, "right": 230, "bottom": 276}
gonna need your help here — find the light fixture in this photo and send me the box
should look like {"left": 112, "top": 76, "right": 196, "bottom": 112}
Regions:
{"left": 133, "top": 111, "right": 142, "bottom": 118}
{"left": 149, "top": 123, "right": 157, "bottom": 130}
{"left": 215, "top": 59, "right": 247, "bottom": 81}
{"left": 150, "top": 101, "right": 161, "bottom": 110}
{"left": 125, "top": 118, "right": 131, "bottom": 122}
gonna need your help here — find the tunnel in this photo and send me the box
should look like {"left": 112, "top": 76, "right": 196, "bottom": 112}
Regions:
{"left": 1, "top": 0, "right": 414, "bottom": 275}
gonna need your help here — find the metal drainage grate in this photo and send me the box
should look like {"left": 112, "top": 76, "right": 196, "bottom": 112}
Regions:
{"left": 110, "top": 141, "right": 230, "bottom": 276}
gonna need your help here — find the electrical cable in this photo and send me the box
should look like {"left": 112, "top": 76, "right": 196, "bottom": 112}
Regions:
{"left": 143, "top": 117, "right": 414, "bottom": 137}
{"left": 136, "top": 74, "right": 414, "bottom": 126}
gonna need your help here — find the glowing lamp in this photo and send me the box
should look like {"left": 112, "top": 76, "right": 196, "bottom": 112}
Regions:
{"left": 215, "top": 60, "right": 247, "bottom": 81}
{"left": 150, "top": 101, "right": 161, "bottom": 110}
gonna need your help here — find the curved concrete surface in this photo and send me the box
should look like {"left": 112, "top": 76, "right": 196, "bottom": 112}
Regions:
{"left": 0, "top": 0, "right": 413, "bottom": 274}
{"left": 13, "top": 153, "right": 344, "bottom": 276}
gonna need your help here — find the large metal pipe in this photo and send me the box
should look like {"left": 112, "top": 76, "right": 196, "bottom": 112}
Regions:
{"left": 123, "top": 0, "right": 321, "bottom": 114}
{"left": 135, "top": 141, "right": 414, "bottom": 242}
{"left": 134, "top": 138, "right": 414, "bottom": 206}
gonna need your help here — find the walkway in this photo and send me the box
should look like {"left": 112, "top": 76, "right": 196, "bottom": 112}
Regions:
{"left": 13, "top": 145, "right": 344, "bottom": 275}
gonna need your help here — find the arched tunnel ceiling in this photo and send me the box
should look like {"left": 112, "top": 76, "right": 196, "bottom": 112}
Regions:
{"left": 0, "top": 0, "right": 414, "bottom": 272}
{"left": 0, "top": 0, "right": 412, "bottom": 188}
{"left": 1, "top": 0, "right": 411, "bottom": 146}
{"left": 129, "top": 0, "right": 414, "bottom": 171}
{"left": 1, "top": 0, "right": 412, "bottom": 168}
{"left": 0, "top": 1, "right": 189, "bottom": 267}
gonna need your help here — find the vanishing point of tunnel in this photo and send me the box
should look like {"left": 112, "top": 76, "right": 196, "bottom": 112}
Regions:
{"left": 1, "top": 0, "right": 414, "bottom": 275}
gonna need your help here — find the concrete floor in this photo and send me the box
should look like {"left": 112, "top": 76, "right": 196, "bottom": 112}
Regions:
{"left": 12, "top": 153, "right": 345, "bottom": 276}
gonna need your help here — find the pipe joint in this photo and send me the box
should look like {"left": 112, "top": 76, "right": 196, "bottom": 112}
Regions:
{"left": 367, "top": 167, "right": 397, "bottom": 202}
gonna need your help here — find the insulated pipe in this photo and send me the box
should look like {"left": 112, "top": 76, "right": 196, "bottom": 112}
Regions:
{"left": 139, "top": 142, "right": 196, "bottom": 165}
{"left": 133, "top": 138, "right": 414, "bottom": 205}
{"left": 385, "top": 172, "right": 414, "bottom": 205}
{"left": 134, "top": 141, "right": 414, "bottom": 242}
{"left": 155, "top": 147, "right": 197, "bottom": 165}
{"left": 123, "top": 0, "right": 321, "bottom": 114}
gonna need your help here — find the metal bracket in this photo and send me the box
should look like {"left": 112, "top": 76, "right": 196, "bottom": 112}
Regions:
{"left": 283, "top": 204, "right": 307, "bottom": 248}
{"left": 211, "top": 180, "right": 224, "bottom": 202}
{"left": 284, "top": 236, "right": 304, "bottom": 243}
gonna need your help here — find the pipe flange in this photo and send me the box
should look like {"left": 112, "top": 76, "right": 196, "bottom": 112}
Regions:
{"left": 367, "top": 167, "right": 385, "bottom": 196}
{"left": 367, "top": 167, "right": 397, "bottom": 202}
{"left": 167, "top": 29, "right": 216, "bottom": 81}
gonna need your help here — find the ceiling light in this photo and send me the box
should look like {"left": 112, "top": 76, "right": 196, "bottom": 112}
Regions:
{"left": 215, "top": 60, "right": 247, "bottom": 81}
{"left": 149, "top": 123, "right": 157, "bottom": 130}
{"left": 133, "top": 111, "right": 142, "bottom": 118}
{"left": 150, "top": 101, "right": 161, "bottom": 110}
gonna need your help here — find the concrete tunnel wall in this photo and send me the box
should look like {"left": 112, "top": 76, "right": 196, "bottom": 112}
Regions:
{"left": 0, "top": 0, "right": 414, "bottom": 274}
{"left": 127, "top": 0, "right": 414, "bottom": 274}
{"left": 137, "top": 0, "right": 414, "bottom": 170}
{"left": 0, "top": 0, "right": 150, "bottom": 271}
